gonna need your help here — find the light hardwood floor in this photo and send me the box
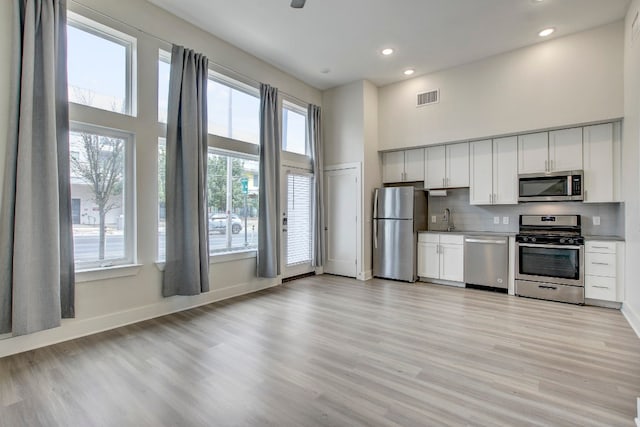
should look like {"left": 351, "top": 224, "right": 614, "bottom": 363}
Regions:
{"left": 1, "top": 275, "right": 639, "bottom": 426}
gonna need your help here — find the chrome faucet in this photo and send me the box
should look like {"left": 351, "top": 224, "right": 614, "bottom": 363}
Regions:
{"left": 444, "top": 208, "right": 455, "bottom": 232}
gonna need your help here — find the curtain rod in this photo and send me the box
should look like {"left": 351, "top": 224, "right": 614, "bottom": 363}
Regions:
{"left": 68, "top": 0, "right": 315, "bottom": 107}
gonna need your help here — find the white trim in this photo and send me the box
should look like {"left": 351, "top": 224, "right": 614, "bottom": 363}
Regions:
{"left": 358, "top": 270, "right": 373, "bottom": 281}
{"left": 622, "top": 302, "right": 640, "bottom": 340}
{"left": 76, "top": 264, "right": 143, "bottom": 283}
{"left": 0, "top": 280, "right": 279, "bottom": 359}
{"left": 155, "top": 250, "right": 257, "bottom": 271}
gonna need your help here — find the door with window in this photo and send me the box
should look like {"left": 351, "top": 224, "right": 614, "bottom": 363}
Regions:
{"left": 281, "top": 168, "right": 314, "bottom": 278}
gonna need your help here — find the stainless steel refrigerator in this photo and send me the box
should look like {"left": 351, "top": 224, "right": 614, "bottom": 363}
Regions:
{"left": 373, "top": 186, "right": 427, "bottom": 282}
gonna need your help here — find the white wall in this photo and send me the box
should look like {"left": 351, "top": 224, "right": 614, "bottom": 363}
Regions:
{"left": 322, "top": 81, "right": 364, "bottom": 166}
{"left": 362, "top": 81, "right": 380, "bottom": 276}
{"left": 0, "top": 0, "right": 321, "bottom": 357}
{"left": 622, "top": 1, "right": 640, "bottom": 337}
{"left": 379, "top": 21, "right": 625, "bottom": 150}
{"left": 322, "top": 80, "right": 381, "bottom": 278}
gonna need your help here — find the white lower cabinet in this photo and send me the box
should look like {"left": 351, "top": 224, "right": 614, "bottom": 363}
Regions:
{"left": 584, "top": 240, "right": 625, "bottom": 302}
{"left": 418, "top": 233, "right": 464, "bottom": 283}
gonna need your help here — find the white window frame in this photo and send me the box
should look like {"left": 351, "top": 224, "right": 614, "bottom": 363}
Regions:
{"left": 67, "top": 11, "right": 137, "bottom": 116}
{"left": 158, "top": 50, "right": 171, "bottom": 124}
{"left": 70, "top": 122, "right": 136, "bottom": 271}
{"left": 281, "top": 98, "right": 310, "bottom": 166}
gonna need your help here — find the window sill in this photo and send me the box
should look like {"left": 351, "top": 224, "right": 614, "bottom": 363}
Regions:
{"left": 76, "top": 264, "right": 143, "bottom": 283}
{"left": 155, "top": 249, "right": 257, "bottom": 271}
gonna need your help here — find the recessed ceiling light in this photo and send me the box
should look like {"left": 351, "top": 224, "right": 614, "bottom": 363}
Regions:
{"left": 403, "top": 69, "right": 415, "bottom": 76}
{"left": 381, "top": 48, "right": 394, "bottom": 56}
{"left": 538, "top": 27, "right": 555, "bottom": 37}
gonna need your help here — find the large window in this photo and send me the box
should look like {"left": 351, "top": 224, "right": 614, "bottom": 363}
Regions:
{"left": 207, "top": 150, "right": 260, "bottom": 254}
{"left": 70, "top": 125, "right": 133, "bottom": 270}
{"left": 208, "top": 75, "right": 260, "bottom": 144}
{"left": 158, "top": 51, "right": 171, "bottom": 123}
{"left": 282, "top": 101, "right": 308, "bottom": 155}
{"left": 67, "top": 13, "right": 135, "bottom": 115}
{"left": 158, "top": 67, "right": 261, "bottom": 260}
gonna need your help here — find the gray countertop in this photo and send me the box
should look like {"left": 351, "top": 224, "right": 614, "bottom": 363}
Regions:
{"left": 418, "top": 230, "right": 517, "bottom": 237}
{"left": 418, "top": 230, "right": 624, "bottom": 241}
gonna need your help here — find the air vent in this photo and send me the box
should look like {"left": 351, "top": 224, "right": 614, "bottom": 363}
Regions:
{"left": 417, "top": 89, "right": 439, "bottom": 107}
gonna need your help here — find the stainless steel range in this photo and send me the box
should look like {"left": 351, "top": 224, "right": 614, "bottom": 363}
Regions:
{"left": 515, "top": 215, "right": 585, "bottom": 304}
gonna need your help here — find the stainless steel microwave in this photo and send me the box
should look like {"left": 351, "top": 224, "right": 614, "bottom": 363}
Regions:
{"left": 518, "top": 170, "right": 583, "bottom": 202}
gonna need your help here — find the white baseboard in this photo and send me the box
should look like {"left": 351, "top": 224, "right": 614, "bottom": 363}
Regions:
{"left": 357, "top": 270, "right": 373, "bottom": 281}
{"left": 622, "top": 302, "right": 640, "bottom": 340}
{"left": 418, "top": 278, "right": 466, "bottom": 288}
{"left": 0, "top": 280, "right": 278, "bottom": 359}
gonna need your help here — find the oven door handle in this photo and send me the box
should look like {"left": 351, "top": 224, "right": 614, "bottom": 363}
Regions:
{"left": 517, "top": 243, "right": 583, "bottom": 250}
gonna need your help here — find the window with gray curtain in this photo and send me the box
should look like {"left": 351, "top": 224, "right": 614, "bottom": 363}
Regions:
{"left": 308, "top": 104, "right": 324, "bottom": 267}
{"left": 163, "top": 44, "right": 210, "bottom": 297}
{"left": 257, "top": 84, "right": 281, "bottom": 278}
{"left": 0, "top": 0, "right": 75, "bottom": 336}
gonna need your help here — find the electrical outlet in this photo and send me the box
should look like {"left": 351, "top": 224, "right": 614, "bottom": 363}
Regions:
{"left": 431, "top": 215, "right": 437, "bottom": 223}
{"left": 593, "top": 216, "right": 601, "bottom": 226}
{"left": 502, "top": 216, "right": 509, "bottom": 225}
{"left": 493, "top": 216, "right": 500, "bottom": 225}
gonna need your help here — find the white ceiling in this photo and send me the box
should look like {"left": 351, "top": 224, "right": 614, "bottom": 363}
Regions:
{"left": 147, "top": 0, "right": 630, "bottom": 90}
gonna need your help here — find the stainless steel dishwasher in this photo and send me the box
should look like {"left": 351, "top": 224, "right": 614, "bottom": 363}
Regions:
{"left": 464, "top": 236, "right": 508, "bottom": 290}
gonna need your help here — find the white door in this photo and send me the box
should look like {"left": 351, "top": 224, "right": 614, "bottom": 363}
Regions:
{"left": 382, "top": 151, "right": 405, "bottom": 183}
{"left": 549, "top": 127, "right": 583, "bottom": 172}
{"left": 493, "top": 136, "right": 518, "bottom": 204}
{"left": 469, "top": 140, "right": 493, "bottom": 205}
{"left": 446, "top": 142, "right": 469, "bottom": 188}
{"left": 422, "top": 241, "right": 440, "bottom": 279}
{"left": 404, "top": 148, "right": 425, "bottom": 182}
{"left": 583, "top": 123, "right": 614, "bottom": 203}
{"left": 518, "top": 132, "right": 549, "bottom": 174}
{"left": 324, "top": 167, "right": 358, "bottom": 277}
{"left": 425, "top": 146, "right": 446, "bottom": 189}
{"left": 440, "top": 243, "right": 464, "bottom": 282}
{"left": 282, "top": 169, "right": 314, "bottom": 278}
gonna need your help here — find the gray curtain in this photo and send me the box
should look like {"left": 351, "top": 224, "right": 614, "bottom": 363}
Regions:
{"left": 308, "top": 104, "right": 324, "bottom": 267}
{"left": 257, "top": 84, "right": 281, "bottom": 278}
{"left": 0, "top": 0, "right": 75, "bottom": 336}
{"left": 163, "top": 45, "right": 210, "bottom": 297}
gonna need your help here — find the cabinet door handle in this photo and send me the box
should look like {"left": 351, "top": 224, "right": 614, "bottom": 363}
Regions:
{"left": 550, "top": 159, "right": 554, "bottom": 170}
{"left": 493, "top": 193, "right": 497, "bottom": 204}
{"left": 592, "top": 285, "right": 610, "bottom": 289}
{"left": 592, "top": 262, "right": 609, "bottom": 266}
{"left": 591, "top": 246, "right": 609, "bottom": 249}
{"left": 489, "top": 193, "right": 492, "bottom": 204}
{"left": 442, "top": 178, "right": 445, "bottom": 187}
{"left": 545, "top": 160, "right": 548, "bottom": 171}
{"left": 584, "top": 190, "right": 588, "bottom": 201}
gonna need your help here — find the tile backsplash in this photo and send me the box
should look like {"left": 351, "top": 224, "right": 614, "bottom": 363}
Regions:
{"left": 427, "top": 188, "right": 624, "bottom": 236}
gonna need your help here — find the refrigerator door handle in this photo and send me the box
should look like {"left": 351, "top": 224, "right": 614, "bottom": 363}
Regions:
{"left": 373, "top": 220, "right": 378, "bottom": 249}
{"left": 373, "top": 188, "right": 378, "bottom": 220}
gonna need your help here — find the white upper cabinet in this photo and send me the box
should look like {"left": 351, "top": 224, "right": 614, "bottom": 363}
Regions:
{"left": 404, "top": 148, "right": 426, "bottom": 182}
{"left": 493, "top": 136, "right": 519, "bottom": 204}
{"left": 424, "top": 142, "right": 469, "bottom": 189}
{"left": 469, "top": 140, "right": 493, "bottom": 205}
{"left": 382, "top": 149, "right": 424, "bottom": 183}
{"left": 518, "top": 129, "right": 582, "bottom": 174}
{"left": 446, "top": 142, "right": 470, "bottom": 188}
{"left": 549, "top": 127, "right": 583, "bottom": 171}
{"left": 517, "top": 132, "right": 549, "bottom": 174}
{"left": 382, "top": 151, "right": 405, "bottom": 183}
{"left": 425, "top": 145, "right": 446, "bottom": 189}
{"left": 583, "top": 123, "right": 620, "bottom": 203}
{"left": 470, "top": 137, "right": 517, "bottom": 205}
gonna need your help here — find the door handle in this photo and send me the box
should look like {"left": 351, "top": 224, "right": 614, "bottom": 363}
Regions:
{"left": 373, "top": 220, "right": 378, "bottom": 249}
{"left": 545, "top": 160, "right": 548, "bottom": 171}
{"left": 538, "top": 285, "right": 557, "bottom": 290}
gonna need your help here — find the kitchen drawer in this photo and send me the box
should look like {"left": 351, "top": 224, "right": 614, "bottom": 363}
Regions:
{"left": 440, "top": 234, "right": 464, "bottom": 245}
{"left": 585, "top": 241, "right": 616, "bottom": 254}
{"left": 585, "top": 253, "right": 616, "bottom": 277}
{"left": 419, "top": 233, "right": 439, "bottom": 243}
{"left": 585, "top": 275, "right": 617, "bottom": 301}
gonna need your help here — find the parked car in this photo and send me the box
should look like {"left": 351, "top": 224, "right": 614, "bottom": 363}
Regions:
{"left": 209, "top": 214, "right": 243, "bottom": 234}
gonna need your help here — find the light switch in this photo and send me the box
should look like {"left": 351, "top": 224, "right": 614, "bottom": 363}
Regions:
{"left": 431, "top": 215, "right": 437, "bottom": 223}
{"left": 493, "top": 216, "right": 500, "bottom": 225}
{"left": 593, "top": 216, "right": 601, "bottom": 226}
{"left": 502, "top": 216, "right": 509, "bottom": 225}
